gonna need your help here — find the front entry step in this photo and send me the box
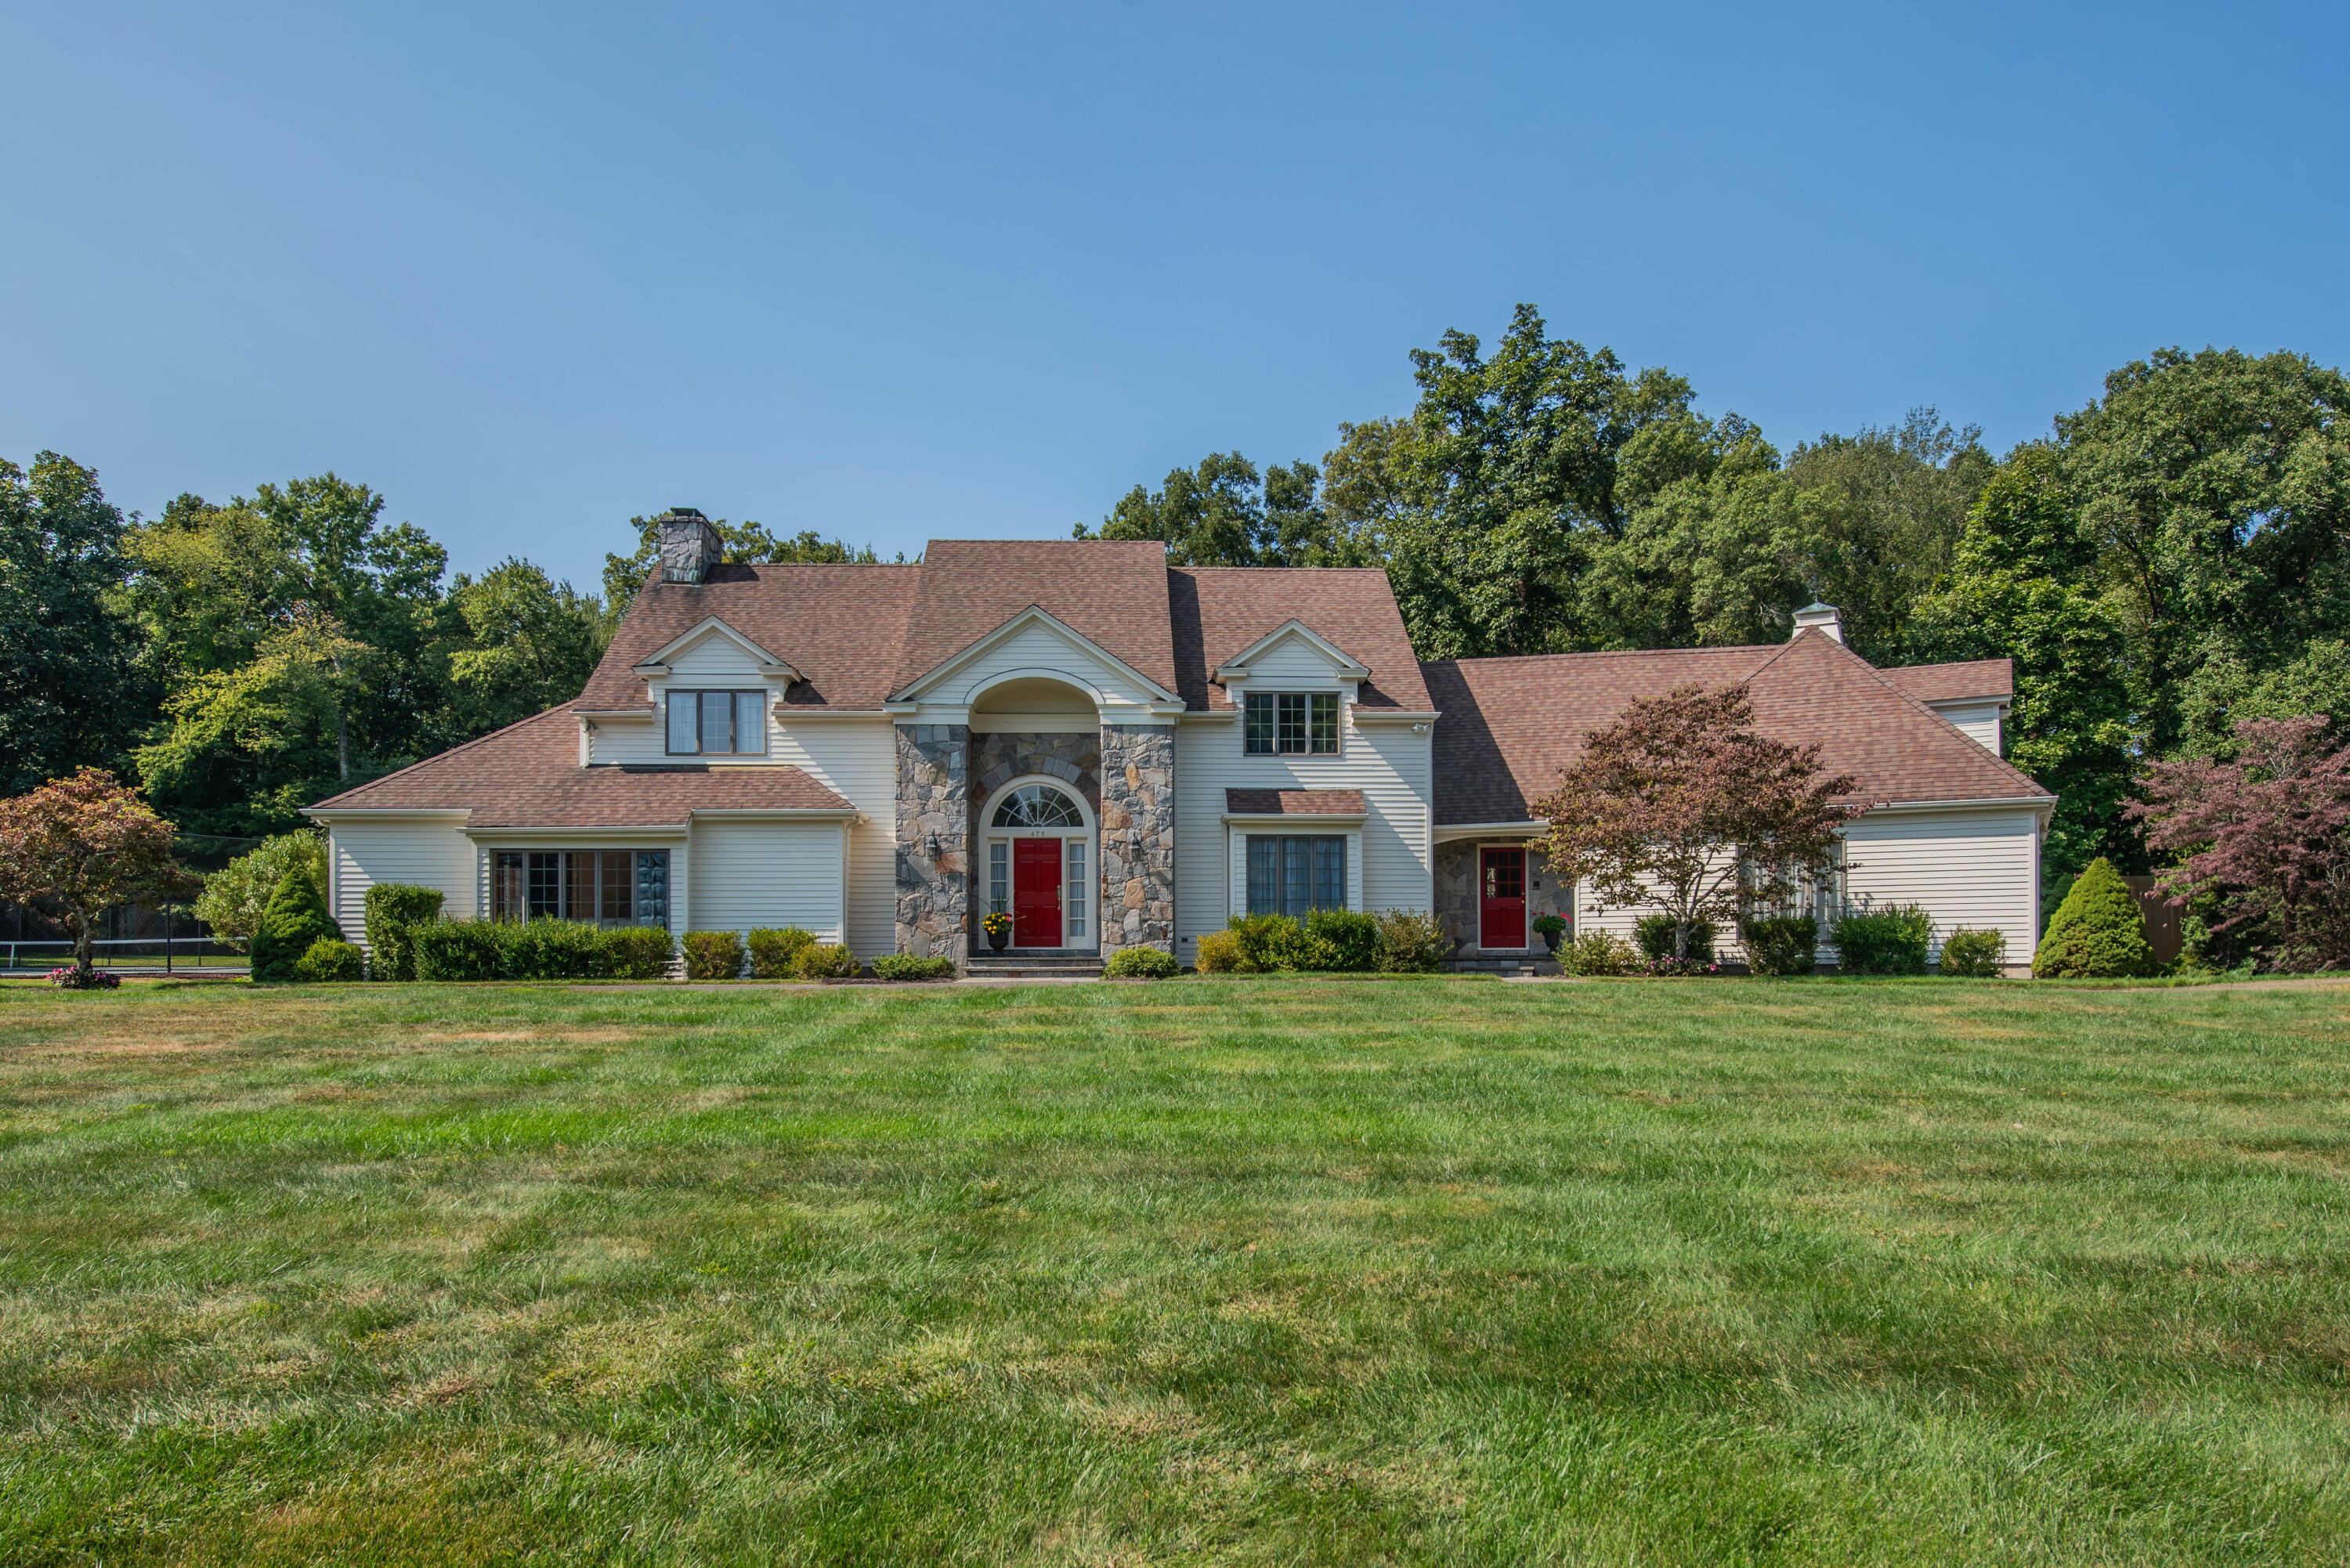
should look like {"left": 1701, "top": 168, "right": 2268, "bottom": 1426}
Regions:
{"left": 966, "top": 952, "right": 1104, "bottom": 980}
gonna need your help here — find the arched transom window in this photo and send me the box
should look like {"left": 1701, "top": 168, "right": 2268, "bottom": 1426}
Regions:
{"left": 992, "top": 783, "right": 1083, "bottom": 829}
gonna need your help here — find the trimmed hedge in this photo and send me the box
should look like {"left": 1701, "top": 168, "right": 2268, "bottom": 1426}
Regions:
{"left": 1104, "top": 945, "right": 1179, "bottom": 979}
{"left": 795, "top": 943, "right": 862, "bottom": 979}
{"left": 363, "top": 883, "right": 445, "bottom": 981}
{"left": 1832, "top": 905, "right": 1933, "bottom": 975}
{"left": 1940, "top": 926, "right": 2008, "bottom": 977}
{"left": 2033, "top": 858, "right": 2154, "bottom": 978}
{"left": 682, "top": 930, "right": 747, "bottom": 980}
{"left": 250, "top": 867, "right": 343, "bottom": 982}
{"left": 1303, "top": 909, "right": 1379, "bottom": 971}
{"left": 748, "top": 927, "right": 817, "bottom": 978}
{"left": 294, "top": 938, "right": 365, "bottom": 982}
{"left": 1635, "top": 914, "right": 1716, "bottom": 963}
{"left": 410, "top": 919, "right": 673, "bottom": 981}
{"left": 871, "top": 953, "right": 955, "bottom": 981}
{"left": 1740, "top": 915, "right": 1818, "bottom": 977}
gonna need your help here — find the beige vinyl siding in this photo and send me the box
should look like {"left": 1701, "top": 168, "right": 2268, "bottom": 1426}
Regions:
{"left": 771, "top": 719, "right": 895, "bottom": 957}
{"left": 686, "top": 820, "right": 845, "bottom": 942}
{"left": 327, "top": 819, "right": 478, "bottom": 951}
{"left": 1173, "top": 703, "right": 1431, "bottom": 958}
{"left": 924, "top": 620, "right": 1168, "bottom": 709}
{"left": 1926, "top": 701, "right": 2003, "bottom": 755}
{"left": 1235, "top": 634, "right": 1351, "bottom": 687}
{"left": 1838, "top": 807, "right": 2040, "bottom": 966}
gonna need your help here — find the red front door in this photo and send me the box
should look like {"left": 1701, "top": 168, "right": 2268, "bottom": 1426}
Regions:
{"left": 1013, "top": 838, "right": 1063, "bottom": 948}
{"left": 1480, "top": 847, "right": 1526, "bottom": 948}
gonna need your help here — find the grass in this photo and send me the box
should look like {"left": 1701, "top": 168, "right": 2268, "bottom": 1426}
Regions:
{"left": 2, "top": 977, "right": 2348, "bottom": 1565}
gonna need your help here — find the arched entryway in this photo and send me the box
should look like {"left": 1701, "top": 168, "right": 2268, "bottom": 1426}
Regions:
{"left": 978, "top": 775, "right": 1097, "bottom": 950}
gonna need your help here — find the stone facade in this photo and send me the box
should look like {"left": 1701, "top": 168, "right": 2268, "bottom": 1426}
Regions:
{"left": 1099, "top": 724, "right": 1176, "bottom": 954}
{"left": 894, "top": 724, "right": 969, "bottom": 963}
{"left": 967, "top": 732, "right": 1102, "bottom": 950}
{"left": 1433, "top": 839, "right": 1572, "bottom": 953}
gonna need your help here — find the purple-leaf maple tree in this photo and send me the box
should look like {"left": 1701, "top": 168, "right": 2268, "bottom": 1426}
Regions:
{"left": 0, "top": 768, "right": 199, "bottom": 984}
{"left": 2131, "top": 715, "right": 2350, "bottom": 971}
{"left": 1534, "top": 683, "right": 1862, "bottom": 959}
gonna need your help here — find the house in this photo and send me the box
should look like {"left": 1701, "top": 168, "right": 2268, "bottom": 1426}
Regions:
{"left": 306, "top": 510, "right": 2050, "bottom": 973}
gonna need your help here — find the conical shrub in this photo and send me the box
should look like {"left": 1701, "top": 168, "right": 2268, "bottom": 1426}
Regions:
{"left": 2032, "top": 857, "right": 2155, "bottom": 978}
{"left": 250, "top": 865, "right": 344, "bottom": 982}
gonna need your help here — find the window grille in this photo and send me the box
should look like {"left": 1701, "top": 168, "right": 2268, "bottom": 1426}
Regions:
{"left": 493, "top": 850, "right": 669, "bottom": 927}
{"left": 1246, "top": 835, "right": 1347, "bottom": 916}
{"left": 1243, "top": 692, "right": 1340, "bottom": 754}
{"left": 665, "top": 691, "right": 768, "bottom": 755}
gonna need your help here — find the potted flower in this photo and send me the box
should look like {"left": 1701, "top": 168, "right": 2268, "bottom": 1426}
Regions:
{"left": 1531, "top": 913, "right": 1568, "bottom": 955}
{"left": 983, "top": 906, "right": 1013, "bottom": 951}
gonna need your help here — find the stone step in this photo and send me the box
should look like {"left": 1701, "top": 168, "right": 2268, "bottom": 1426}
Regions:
{"left": 965, "top": 953, "right": 1104, "bottom": 979}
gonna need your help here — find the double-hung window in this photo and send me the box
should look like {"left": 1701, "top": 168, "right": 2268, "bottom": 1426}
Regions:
{"left": 1242, "top": 692, "right": 1339, "bottom": 755}
{"left": 666, "top": 690, "right": 768, "bottom": 755}
{"left": 491, "top": 849, "right": 670, "bottom": 927}
{"left": 1246, "top": 835, "right": 1346, "bottom": 916}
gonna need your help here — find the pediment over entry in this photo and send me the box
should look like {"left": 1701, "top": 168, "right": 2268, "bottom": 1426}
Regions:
{"left": 887, "top": 604, "right": 1185, "bottom": 719}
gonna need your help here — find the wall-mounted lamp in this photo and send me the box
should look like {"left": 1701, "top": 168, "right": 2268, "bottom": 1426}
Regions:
{"left": 923, "top": 831, "right": 941, "bottom": 858}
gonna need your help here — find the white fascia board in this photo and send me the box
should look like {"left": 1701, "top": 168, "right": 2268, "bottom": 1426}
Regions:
{"left": 303, "top": 807, "right": 472, "bottom": 823}
{"left": 888, "top": 604, "right": 1182, "bottom": 705}
{"left": 1350, "top": 709, "right": 1441, "bottom": 727}
{"left": 689, "top": 808, "right": 864, "bottom": 822}
{"left": 1432, "top": 820, "right": 1546, "bottom": 842}
{"left": 773, "top": 709, "right": 891, "bottom": 721}
{"left": 1212, "top": 619, "right": 1371, "bottom": 683}
{"left": 1221, "top": 812, "right": 1368, "bottom": 828}
{"left": 462, "top": 823, "right": 691, "bottom": 840}
{"left": 1857, "top": 795, "right": 2053, "bottom": 815}
{"left": 576, "top": 707, "right": 655, "bottom": 721}
{"left": 1177, "top": 709, "right": 1239, "bottom": 724}
{"left": 631, "top": 616, "right": 801, "bottom": 681}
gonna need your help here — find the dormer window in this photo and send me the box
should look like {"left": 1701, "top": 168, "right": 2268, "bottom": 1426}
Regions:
{"left": 666, "top": 690, "right": 768, "bottom": 755}
{"left": 1244, "top": 692, "right": 1339, "bottom": 755}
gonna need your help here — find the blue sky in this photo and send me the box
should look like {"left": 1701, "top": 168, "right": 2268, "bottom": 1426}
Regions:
{"left": 5, "top": 2, "right": 2345, "bottom": 591}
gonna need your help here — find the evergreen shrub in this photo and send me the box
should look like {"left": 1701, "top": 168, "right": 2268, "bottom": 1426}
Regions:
{"left": 603, "top": 926, "right": 675, "bottom": 979}
{"left": 1227, "top": 914, "right": 1308, "bottom": 971}
{"left": 1634, "top": 914, "right": 1715, "bottom": 962}
{"left": 1194, "top": 930, "right": 1242, "bottom": 973}
{"left": 1372, "top": 909, "right": 1452, "bottom": 973}
{"left": 1104, "top": 946, "right": 1179, "bottom": 979}
{"left": 747, "top": 927, "right": 817, "bottom": 978}
{"left": 411, "top": 920, "right": 507, "bottom": 981}
{"left": 2032, "top": 858, "right": 2155, "bottom": 978}
{"left": 1560, "top": 930, "right": 1638, "bottom": 976}
{"left": 1939, "top": 927, "right": 2008, "bottom": 977}
{"left": 294, "top": 938, "right": 365, "bottom": 982}
{"left": 872, "top": 952, "right": 955, "bottom": 981}
{"left": 249, "top": 866, "right": 344, "bottom": 982}
{"left": 682, "top": 930, "right": 747, "bottom": 979}
{"left": 1739, "top": 916, "right": 1818, "bottom": 977}
{"left": 794, "top": 943, "right": 862, "bottom": 979}
{"left": 1832, "top": 905, "right": 1933, "bottom": 975}
{"left": 363, "top": 883, "right": 445, "bottom": 981}
{"left": 1302, "top": 909, "right": 1379, "bottom": 971}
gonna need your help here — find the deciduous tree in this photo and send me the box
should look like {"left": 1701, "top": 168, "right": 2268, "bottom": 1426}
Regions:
{"left": 0, "top": 769, "right": 197, "bottom": 984}
{"left": 2131, "top": 716, "right": 2350, "bottom": 971}
{"left": 1534, "top": 683, "right": 1860, "bottom": 960}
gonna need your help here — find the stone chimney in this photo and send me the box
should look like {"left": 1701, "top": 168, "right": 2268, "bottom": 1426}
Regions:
{"left": 1791, "top": 602, "right": 1843, "bottom": 642}
{"left": 656, "top": 507, "right": 724, "bottom": 585}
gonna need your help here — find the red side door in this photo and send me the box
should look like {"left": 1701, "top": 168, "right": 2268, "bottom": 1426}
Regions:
{"left": 1480, "top": 847, "right": 1526, "bottom": 948}
{"left": 1013, "top": 838, "right": 1062, "bottom": 948}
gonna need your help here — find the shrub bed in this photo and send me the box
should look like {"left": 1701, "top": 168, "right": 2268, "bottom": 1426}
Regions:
{"left": 748, "top": 927, "right": 817, "bottom": 978}
{"left": 871, "top": 953, "right": 955, "bottom": 981}
{"left": 1104, "top": 946, "right": 1178, "bottom": 979}
{"left": 1832, "top": 905, "right": 1933, "bottom": 975}
{"left": 682, "top": 930, "right": 747, "bottom": 980}
{"left": 410, "top": 920, "right": 674, "bottom": 981}
{"left": 1560, "top": 930, "right": 1638, "bottom": 976}
{"left": 795, "top": 943, "right": 862, "bottom": 979}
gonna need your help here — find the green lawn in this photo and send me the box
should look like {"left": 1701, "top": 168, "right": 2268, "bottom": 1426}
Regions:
{"left": 2, "top": 978, "right": 2348, "bottom": 1565}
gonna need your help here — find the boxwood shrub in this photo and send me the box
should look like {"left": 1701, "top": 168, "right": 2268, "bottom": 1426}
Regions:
{"left": 1939, "top": 926, "right": 2008, "bottom": 977}
{"left": 872, "top": 953, "right": 955, "bottom": 981}
{"left": 410, "top": 919, "right": 674, "bottom": 981}
{"left": 294, "top": 938, "right": 365, "bottom": 982}
{"left": 682, "top": 930, "right": 747, "bottom": 980}
{"left": 1634, "top": 914, "right": 1716, "bottom": 963}
{"left": 1104, "top": 945, "right": 1179, "bottom": 979}
{"left": 794, "top": 943, "right": 862, "bottom": 979}
{"left": 1739, "top": 915, "right": 1818, "bottom": 977}
{"left": 362, "top": 883, "right": 446, "bottom": 981}
{"left": 1831, "top": 905, "right": 1933, "bottom": 975}
{"left": 748, "top": 927, "right": 817, "bottom": 978}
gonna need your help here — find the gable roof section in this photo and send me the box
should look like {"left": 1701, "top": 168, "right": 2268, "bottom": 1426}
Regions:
{"left": 582, "top": 562, "right": 920, "bottom": 712}
{"left": 631, "top": 615, "right": 798, "bottom": 677}
{"left": 1211, "top": 619, "right": 1372, "bottom": 682}
{"left": 1423, "top": 634, "right": 2048, "bottom": 826}
{"left": 892, "top": 540, "right": 1179, "bottom": 699}
{"left": 305, "top": 707, "right": 856, "bottom": 827}
{"left": 1170, "top": 567, "right": 1432, "bottom": 712}
{"left": 888, "top": 602, "right": 1181, "bottom": 704}
{"left": 1881, "top": 657, "right": 2013, "bottom": 705}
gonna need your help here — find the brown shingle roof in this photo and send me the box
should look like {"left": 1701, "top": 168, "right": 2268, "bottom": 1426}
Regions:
{"left": 1881, "top": 657, "right": 2013, "bottom": 704}
{"left": 892, "top": 540, "right": 1178, "bottom": 697}
{"left": 1170, "top": 567, "right": 1433, "bottom": 712}
{"left": 583, "top": 562, "right": 920, "bottom": 712}
{"left": 306, "top": 708, "right": 856, "bottom": 826}
{"left": 1423, "top": 633, "right": 2048, "bottom": 826}
{"left": 1224, "top": 789, "right": 1369, "bottom": 816}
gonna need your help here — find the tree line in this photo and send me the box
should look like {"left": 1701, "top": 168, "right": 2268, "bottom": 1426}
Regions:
{"left": 9, "top": 302, "right": 2348, "bottom": 891}
{"left": 0, "top": 468, "right": 874, "bottom": 847}
{"left": 1080, "top": 305, "right": 2350, "bottom": 886}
